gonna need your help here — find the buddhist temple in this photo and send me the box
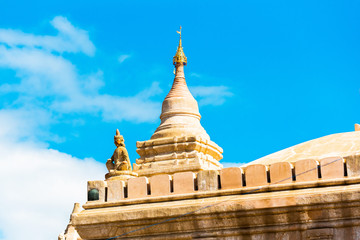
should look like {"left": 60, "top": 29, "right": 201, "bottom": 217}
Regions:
{"left": 59, "top": 29, "right": 360, "bottom": 240}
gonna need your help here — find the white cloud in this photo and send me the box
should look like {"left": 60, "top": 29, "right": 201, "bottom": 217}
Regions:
{"left": 0, "top": 16, "right": 161, "bottom": 123}
{"left": 0, "top": 143, "right": 104, "bottom": 240}
{"left": 0, "top": 108, "right": 53, "bottom": 143}
{"left": 51, "top": 81, "right": 162, "bottom": 123}
{"left": 118, "top": 54, "right": 131, "bottom": 63}
{"left": 0, "top": 16, "right": 95, "bottom": 56}
{"left": 81, "top": 71, "right": 105, "bottom": 94}
{"left": 190, "top": 85, "right": 233, "bottom": 106}
{"left": 0, "top": 46, "right": 80, "bottom": 97}
{"left": 0, "top": 110, "right": 105, "bottom": 240}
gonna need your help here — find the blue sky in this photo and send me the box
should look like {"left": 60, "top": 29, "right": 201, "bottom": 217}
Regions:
{"left": 0, "top": 1, "right": 359, "bottom": 239}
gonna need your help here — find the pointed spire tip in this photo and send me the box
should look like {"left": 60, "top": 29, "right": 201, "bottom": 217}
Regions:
{"left": 173, "top": 26, "right": 187, "bottom": 66}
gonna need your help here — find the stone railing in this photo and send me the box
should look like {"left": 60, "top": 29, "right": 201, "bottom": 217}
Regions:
{"left": 85, "top": 155, "right": 360, "bottom": 207}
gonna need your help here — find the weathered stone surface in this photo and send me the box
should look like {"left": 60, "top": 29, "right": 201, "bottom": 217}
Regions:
{"left": 305, "top": 228, "right": 334, "bottom": 240}
{"left": 74, "top": 183, "right": 360, "bottom": 240}
{"left": 107, "top": 180, "right": 125, "bottom": 201}
{"left": 219, "top": 167, "right": 243, "bottom": 190}
{"left": 59, "top": 203, "right": 82, "bottom": 240}
{"left": 87, "top": 181, "right": 107, "bottom": 202}
{"left": 270, "top": 162, "right": 293, "bottom": 184}
{"left": 105, "top": 170, "right": 138, "bottom": 181}
{"left": 346, "top": 155, "right": 360, "bottom": 177}
{"left": 245, "top": 164, "right": 268, "bottom": 187}
{"left": 320, "top": 156, "right": 344, "bottom": 180}
{"left": 173, "top": 172, "right": 195, "bottom": 194}
{"left": 134, "top": 136, "right": 223, "bottom": 177}
{"left": 151, "top": 63, "right": 207, "bottom": 140}
{"left": 82, "top": 176, "right": 360, "bottom": 210}
{"left": 150, "top": 175, "right": 171, "bottom": 197}
{"left": 249, "top": 131, "right": 360, "bottom": 165}
{"left": 295, "top": 159, "right": 319, "bottom": 182}
{"left": 197, "top": 170, "right": 219, "bottom": 191}
{"left": 127, "top": 177, "right": 149, "bottom": 199}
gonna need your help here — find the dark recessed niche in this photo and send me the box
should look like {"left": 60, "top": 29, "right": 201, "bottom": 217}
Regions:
{"left": 88, "top": 188, "right": 99, "bottom": 201}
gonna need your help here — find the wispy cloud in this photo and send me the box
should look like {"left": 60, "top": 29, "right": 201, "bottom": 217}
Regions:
{"left": 190, "top": 72, "right": 202, "bottom": 78}
{"left": 53, "top": 82, "right": 162, "bottom": 123}
{"left": 118, "top": 53, "right": 131, "bottom": 63}
{"left": 0, "top": 16, "right": 161, "bottom": 123}
{"left": 0, "top": 16, "right": 95, "bottom": 56}
{"left": 190, "top": 85, "right": 233, "bottom": 106}
{"left": 0, "top": 108, "right": 54, "bottom": 144}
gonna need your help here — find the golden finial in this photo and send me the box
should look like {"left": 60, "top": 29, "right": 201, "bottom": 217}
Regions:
{"left": 176, "top": 26, "right": 182, "bottom": 39}
{"left": 173, "top": 26, "right": 187, "bottom": 66}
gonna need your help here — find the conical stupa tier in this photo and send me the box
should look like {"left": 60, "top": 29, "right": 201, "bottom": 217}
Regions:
{"left": 134, "top": 29, "right": 223, "bottom": 177}
{"left": 150, "top": 64, "right": 210, "bottom": 140}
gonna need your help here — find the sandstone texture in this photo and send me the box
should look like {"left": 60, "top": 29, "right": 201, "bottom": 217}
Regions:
{"left": 249, "top": 131, "right": 360, "bottom": 165}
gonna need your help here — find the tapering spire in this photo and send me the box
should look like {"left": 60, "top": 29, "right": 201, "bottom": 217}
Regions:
{"left": 150, "top": 27, "right": 208, "bottom": 140}
{"left": 173, "top": 26, "right": 187, "bottom": 66}
{"left": 166, "top": 27, "right": 191, "bottom": 99}
{"left": 134, "top": 28, "right": 223, "bottom": 176}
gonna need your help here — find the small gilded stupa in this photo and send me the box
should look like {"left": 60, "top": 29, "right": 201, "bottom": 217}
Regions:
{"left": 134, "top": 27, "right": 223, "bottom": 177}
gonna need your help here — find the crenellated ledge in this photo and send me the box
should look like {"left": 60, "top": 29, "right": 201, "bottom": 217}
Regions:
{"left": 73, "top": 154, "right": 360, "bottom": 240}
{"left": 83, "top": 154, "right": 360, "bottom": 209}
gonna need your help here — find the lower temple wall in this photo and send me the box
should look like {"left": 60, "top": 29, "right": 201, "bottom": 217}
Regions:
{"left": 74, "top": 183, "right": 360, "bottom": 240}
{"left": 88, "top": 226, "right": 360, "bottom": 240}
{"left": 77, "top": 226, "right": 360, "bottom": 240}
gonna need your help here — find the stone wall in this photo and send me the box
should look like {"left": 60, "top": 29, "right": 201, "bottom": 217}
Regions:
{"left": 86, "top": 155, "right": 352, "bottom": 203}
{"left": 74, "top": 155, "right": 360, "bottom": 239}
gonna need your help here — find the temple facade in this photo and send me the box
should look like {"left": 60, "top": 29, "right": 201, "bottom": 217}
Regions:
{"left": 60, "top": 30, "right": 360, "bottom": 240}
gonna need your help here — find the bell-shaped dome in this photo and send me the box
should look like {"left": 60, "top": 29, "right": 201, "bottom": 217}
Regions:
{"left": 150, "top": 63, "right": 209, "bottom": 140}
